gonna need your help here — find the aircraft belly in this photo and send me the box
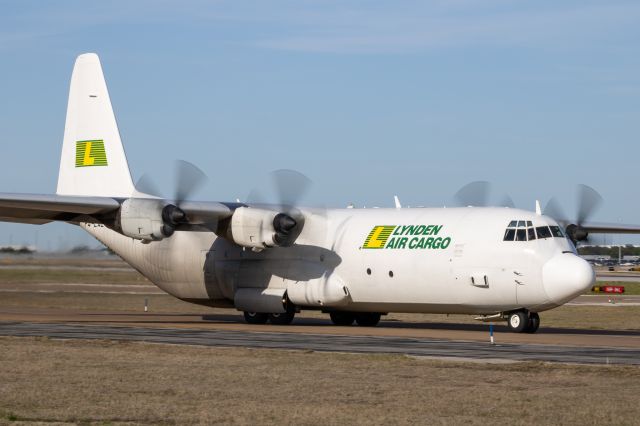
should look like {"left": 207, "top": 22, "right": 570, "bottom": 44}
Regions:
{"left": 81, "top": 223, "right": 227, "bottom": 301}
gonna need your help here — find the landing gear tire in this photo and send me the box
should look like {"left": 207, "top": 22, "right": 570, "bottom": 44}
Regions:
{"left": 330, "top": 312, "right": 355, "bottom": 326}
{"left": 525, "top": 312, "right": 540, "bottom": 334}
{"left": 268, "top": 311, "right": 295, "bottom": 325}
{"left": 507, "top": 311, "right": 528, "bottom": 333}
{"left": 244, "top": 311, "right": 268, "bottom": 324}
{"left": 355, "top": 312, "right": 381, "bottom": 327}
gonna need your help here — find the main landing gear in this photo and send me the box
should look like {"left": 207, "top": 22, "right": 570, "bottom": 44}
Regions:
{"left": 244, "top": 310, "right": 383, "bottom": 327}
{"left": 506, "top": 310, "right": 540, "bottom": 333}
{"left": 243, "top": 311, "right": 296, "bottom": 325}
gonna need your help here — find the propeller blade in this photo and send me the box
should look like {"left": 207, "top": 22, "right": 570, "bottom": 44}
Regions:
{"left": 135, "top": 173, "right": 163, "bottom": 198}
{"left": 247, "top": 169, "right": 312, "bottom": 210}
{"left": 499, "top": 194, "right": 515, "bottom": 208}
{"left": 244, "top": 169, "right": 322, "bottom": 247}
{"left": 543, "top": 197, "right": 569, "bottom": 225}
{"left": 453, "top": 181, "right": 491, "bottom": 207}
{"left": 576, "top": 184, "right": 603, "bottom": 225}
{"left": 272, "top": 169, "right": 312, "bottom": 209}
{"left": 174, "top": 160, "right": 208, "bottom": 205}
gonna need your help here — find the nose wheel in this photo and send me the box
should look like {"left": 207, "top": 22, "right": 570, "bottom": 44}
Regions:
{"left": 507, "top": 310, "right": 540, "bottom": 333}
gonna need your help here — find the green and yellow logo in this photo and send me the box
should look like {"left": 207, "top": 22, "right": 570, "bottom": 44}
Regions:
{"left": 75, "top": 140, "right": 107, "bottom": 167}
{"left": 363, "top": 226, "right": 396, "bottom": 249}
{"left": 362, "top": 224, "right": 452, "bottom": 250}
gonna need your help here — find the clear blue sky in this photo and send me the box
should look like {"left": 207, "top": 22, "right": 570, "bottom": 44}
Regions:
{"left": 1, "top": 1, "right": 639, "bottom": 250}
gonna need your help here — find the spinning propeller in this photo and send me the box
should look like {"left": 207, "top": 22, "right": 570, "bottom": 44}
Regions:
{"left": 135, "top": 160, "right": 208, "bottom": 236}
{"left": 247, "top": 169, "right": 313, "bottom": 247}
{"left": 544, "top": 184, "right": 603, "bottom": 245}
{"left": 453, "top": 181, "right": 515, "bottom": 208}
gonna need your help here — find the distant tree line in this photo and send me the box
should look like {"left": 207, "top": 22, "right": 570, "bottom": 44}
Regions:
{"left": 0, "top": 247, "right": 34, "bottom": 254}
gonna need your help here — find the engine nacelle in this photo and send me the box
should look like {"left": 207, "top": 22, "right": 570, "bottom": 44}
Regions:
{"left": 230, "top": 207, "right": 279, "bottom": 249}
{"left": 118, "top": 198, "right": 174, "bottom": 242}
{"left": 565, "top": 224, "right": 588, "bottom": 243}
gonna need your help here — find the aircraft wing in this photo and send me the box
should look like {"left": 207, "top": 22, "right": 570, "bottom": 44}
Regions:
{"left": 580, "top": 222, "right": 640, "bottom": 234}
{"left": 0, "top": 193, "right": 121, "bottom": 224}
{"left": 169, "top": 200, "right": 235, "bottom": 225}
{"left": 0, "top": 193, "right": 234, "bottom": 226}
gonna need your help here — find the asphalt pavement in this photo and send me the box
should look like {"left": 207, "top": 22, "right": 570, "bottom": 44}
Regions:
{"left": 1, "top": 321, "right": 638, "bottom": 366}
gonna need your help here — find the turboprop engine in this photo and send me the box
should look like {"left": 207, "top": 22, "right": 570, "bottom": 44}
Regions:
{"left": 229, "top": 206, "right": 302, "bottom": 249}
{"left": 117, "top": 198, "right": 187, "bottom": 242}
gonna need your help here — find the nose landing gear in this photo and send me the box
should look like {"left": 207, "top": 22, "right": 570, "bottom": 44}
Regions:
{"left": 506, "top": 310, "right": 540, "bottom": 333}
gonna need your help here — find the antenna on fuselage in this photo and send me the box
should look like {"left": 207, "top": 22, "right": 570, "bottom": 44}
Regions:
{"left": 535, "top": 200, "right": 542, "bottom": 215}
{"left": 394, "top": 195, "right": 402, "bottom": 209}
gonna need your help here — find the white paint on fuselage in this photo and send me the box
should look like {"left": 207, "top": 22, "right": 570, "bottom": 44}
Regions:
{"left": 81, "top": 206, "right": 592, "bottom": 315}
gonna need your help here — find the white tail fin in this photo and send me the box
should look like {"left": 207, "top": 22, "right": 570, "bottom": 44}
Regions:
{"left": 56, "top": 53, "right": 135, "bottom": 197}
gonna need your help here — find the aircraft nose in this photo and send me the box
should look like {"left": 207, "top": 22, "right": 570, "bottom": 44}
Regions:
{"left": 543, "top": 254, "right": 595, "bottom": 306}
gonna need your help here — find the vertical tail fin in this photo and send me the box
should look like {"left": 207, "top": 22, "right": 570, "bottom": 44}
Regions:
{"left": 56, "top": 53, "right": 135, "bottom": 198}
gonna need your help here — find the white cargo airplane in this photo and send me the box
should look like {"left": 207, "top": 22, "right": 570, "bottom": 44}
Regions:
{"left": 2, "top": 53, "right": 639, "bottom": 333}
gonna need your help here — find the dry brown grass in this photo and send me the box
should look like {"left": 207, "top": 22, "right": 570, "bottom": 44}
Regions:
{"left": 0, "top": 336, "right": 639, "bottom": 425}
{"left": 0, "top": 291, "right": 206, "bottom": 314}
{"left": 0, "top": 268, "right": 148, "bottom": 285}
{"left": 0, "top": 256, "right": 127, "bottom": 268}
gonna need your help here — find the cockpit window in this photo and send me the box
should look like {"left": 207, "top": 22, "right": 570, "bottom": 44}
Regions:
{"left": 506, "top": 221, "right": 564, "bottom": 242}
{"left": 549, "top": 226, "right": 564, "bottom": 237}
{"left": 536, "top": 226, "right": 552, "bottom": 239}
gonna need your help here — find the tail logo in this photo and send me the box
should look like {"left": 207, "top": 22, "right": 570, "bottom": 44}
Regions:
{"left": 75, "top": 140, "right": 108, "bottom": 167}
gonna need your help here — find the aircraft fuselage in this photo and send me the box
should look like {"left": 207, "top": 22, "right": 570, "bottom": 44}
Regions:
{"left": 83, "top": 206, "right": 594, "bottom": 316}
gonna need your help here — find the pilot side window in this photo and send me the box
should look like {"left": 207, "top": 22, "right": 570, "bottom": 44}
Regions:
{"left": 503, "top": 228, "right": 516, "bottom": 241}
{"left": 536, "top": 226, "right": 552, "bottom": 239}
{"left": 549, "top": 226, "right": 564, "bottom": 237}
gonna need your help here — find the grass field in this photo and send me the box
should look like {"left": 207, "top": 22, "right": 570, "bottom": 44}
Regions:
{"left": 1, "top": 337, "right": 639, "bottom": 425}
